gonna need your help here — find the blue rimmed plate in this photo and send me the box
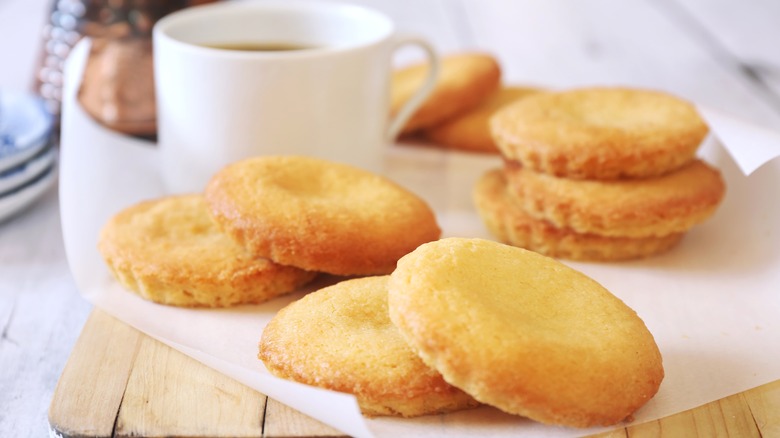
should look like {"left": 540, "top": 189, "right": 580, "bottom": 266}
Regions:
{"left": 0, "top": 90, "right": 54, "bottom": 173}
{"left": 0, "top": 145, "right": 57, "bottom": 195}
{"left": 0, "top": 162, "right": 57, "bottom": 223}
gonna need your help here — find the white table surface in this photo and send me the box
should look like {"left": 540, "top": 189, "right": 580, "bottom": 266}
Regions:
{"left": 2, "top": 0, "right": 780, "bottom": 436}
{"left": 1, "top": 1, "right": 93, "bottom": 437}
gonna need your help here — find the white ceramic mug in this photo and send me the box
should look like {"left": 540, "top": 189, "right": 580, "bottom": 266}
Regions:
{"left": 153, "top": 0, "right": 439, "bottom": 193}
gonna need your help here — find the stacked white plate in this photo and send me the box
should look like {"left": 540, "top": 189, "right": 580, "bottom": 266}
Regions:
{"left": 0, "top": 90, "right": 57, "bottom": 223}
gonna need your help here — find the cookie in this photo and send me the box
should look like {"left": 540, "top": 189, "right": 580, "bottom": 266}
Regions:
{"left": 98, "top": 195, "right": 316, "bottom": 307}
{"left": 391, "top": 52, "right": 501, "bottom": 135}
{"left": 204, "top": 156, "right": 441, "bottom": 276}
{"left": 474, "top": 168, "right": 684, "bottom": 260}
{"left": 424, "top": 86, "right": 541, "bottom": 154}
{"left": 388, "top": 237, "right": 664, "bottom": 427}
{"left": 491, "top": 87, "right": 709, "bottom": 179}
{"left": 504, "top": 159, "right": 726, "bottom": 238}
{"left": 259, "top": 276, "right": 480, "bottom": 417}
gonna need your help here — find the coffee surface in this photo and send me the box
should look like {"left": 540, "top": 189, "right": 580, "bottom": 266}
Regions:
{"left": 202, "top": 42, "right": 316, "bottom": 51}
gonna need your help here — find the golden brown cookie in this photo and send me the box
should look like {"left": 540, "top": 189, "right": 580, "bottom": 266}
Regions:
{"left": 388, "top": 237, "right": 664, "bottom": 428}
{"left": 392, "top": 52, "right": 501, "bottom": 135}
{"left": 259, "top": 276, "right": 480, "bottom": 417}
{"left": 98, "top": 195, "right": 317, "bottom": 307}
{"left": 204, "top": 156, "right": 441, "bottom": 276}
{"left": 491, "top": 87, "right": 709, "bottom": 179}
{"left": 474, "top": 168, "right": 684, "bottom": 260}
{"left": 424, "top": 86, "right": 541, "bottom": 154}
{"left": 504, "top": 159, "right": 726, "bottom": 238}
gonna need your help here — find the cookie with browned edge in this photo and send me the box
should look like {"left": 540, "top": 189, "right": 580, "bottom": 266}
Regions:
{"left": 205, "top": 156, "right": 441, "bottom": 276}
{"left": 388, "top": 237, "right": 664, "bottom": 428}
{"left": 98, "top": 195, "right": 316, "bottom": 307}
{"left": 503, "top": 159, "right": 726, "bottom": 238}
{"left": 259, "top": 276, "right": 480, "bottom": 417}
{"left": 392, "top": 52, "right": 501, "bottom": 135}
{"left": 491, "top": 87, "right": 708, "bottom": 179}
{"left": 425, "top": 86, "right": 541, "bottom": 154}
{"left": 474, "top": 168, "right": 684, "bottom": 260}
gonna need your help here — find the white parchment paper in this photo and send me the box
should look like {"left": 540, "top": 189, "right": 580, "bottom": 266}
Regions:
{"left": 60, "top": 39, "right": 780, "bottom": 437}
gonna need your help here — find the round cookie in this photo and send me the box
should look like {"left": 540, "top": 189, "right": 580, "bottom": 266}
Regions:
{"left": 204, "top": 156, "right": 441, "bottom": 276}
{"left": 491, "top": 87, "right": 709, "bottom": 179}
{"left": 504, "top": 159, "right": 726, "bottom": 238}
{"left": 392, "top": 52, "right": 501, "bottom": 135}
{"left": 425, "top": 86, "right": 541, "bottom": 154}
{"left": 98, "top": 195, "right": 317, "bottom": 307}
{"left": 387, "top": 237, "right": 665, "bottom": 427}
{"left": 474, "top": 168, "right": 684, "bottom": 260}
{"left": 258, "top": 276, "right": 480, "bottom": 417}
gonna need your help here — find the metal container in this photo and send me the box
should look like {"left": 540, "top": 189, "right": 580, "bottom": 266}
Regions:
{"left": 36, "top": 0, "right": 218, "bottom": 136}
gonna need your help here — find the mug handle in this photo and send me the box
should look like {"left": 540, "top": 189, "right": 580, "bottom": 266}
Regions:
{"left": 386, "top": 36, "right": 440, "bottom": 141}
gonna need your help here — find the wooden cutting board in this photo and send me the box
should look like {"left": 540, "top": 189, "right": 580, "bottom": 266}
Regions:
{"left": 48, "top": 309, "right": 780, "bottom": 437}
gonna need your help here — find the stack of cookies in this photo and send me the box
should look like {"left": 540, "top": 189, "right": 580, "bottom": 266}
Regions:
{"left": 391, "top": 52, "right": 541, "bottom": 154}
{"left": 98, "top": 155, "right": 441, "bottom": 307}
{"left": 474, "top": 87, "right": 727, "bottom": 261}
{"left": 260, "top": 237, "right": 665, "bottom": 427}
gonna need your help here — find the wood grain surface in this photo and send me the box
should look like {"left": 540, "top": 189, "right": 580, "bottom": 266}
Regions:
{"left": 48, "top": 310, "right": 780, "bottom": 438}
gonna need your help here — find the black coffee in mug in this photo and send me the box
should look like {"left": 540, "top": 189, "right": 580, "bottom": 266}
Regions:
{"left": 202, "top": 42, "right": 316, "bottom": 51}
